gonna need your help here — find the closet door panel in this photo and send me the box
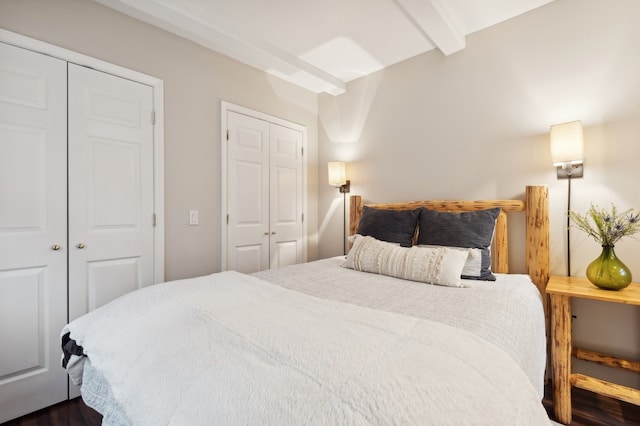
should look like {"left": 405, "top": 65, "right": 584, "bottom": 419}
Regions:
{"left": 68, "top": 64, "right": 154, "bottom": 321}
{"left": 0, "top": 42, "right": 68, "bottom": 424}
{"left": 270, "top": 123, "right": 303, "bottom": 269}
{"left": 227, "top": 111, "right": 270, "bottom": 273}
{"left": 87, "top": 257, "right": 141, "bottom": 311}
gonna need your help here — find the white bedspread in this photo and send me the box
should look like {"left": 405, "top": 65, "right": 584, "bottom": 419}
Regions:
{"left": 255, "top": 257, "right": 547, "bottom": 397}
{"left": 63, "top": 269, "right": 549, "bottom": 425}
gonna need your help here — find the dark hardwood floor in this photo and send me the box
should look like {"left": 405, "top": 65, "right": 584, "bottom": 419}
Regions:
{"left": 2, "top": 383, "right": 639, "bottom": 425}
{"left": 1, "top": 398, "right": 101, "bottom": 426}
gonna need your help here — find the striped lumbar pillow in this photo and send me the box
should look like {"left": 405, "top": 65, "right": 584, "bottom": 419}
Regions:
{"left": 345, "top": 235, "right": 469, "bottom": 288}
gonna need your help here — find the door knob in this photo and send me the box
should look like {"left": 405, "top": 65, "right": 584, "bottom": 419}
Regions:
{"left": 76, "top": 243, "right": 86, "bottom": 249}
{"left": 271, "top": 231, "right": 276, "bottom": 235}
{"left": 52, "top": 244, "right": 62, "bottom": 251}
{"left": 264, "top": 232, "right": 269, "bottom": 236}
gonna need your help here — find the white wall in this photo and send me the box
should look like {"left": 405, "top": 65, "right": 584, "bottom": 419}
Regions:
{"left": 0, "top": 0, "right": 320, "bottom": 281}
{"left": 319, "top": 0, "right": 640, "bottom": 387}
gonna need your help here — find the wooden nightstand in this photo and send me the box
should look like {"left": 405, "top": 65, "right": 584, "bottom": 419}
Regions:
{"left": 546, "top": 275, "right": 640, "bottom": 424}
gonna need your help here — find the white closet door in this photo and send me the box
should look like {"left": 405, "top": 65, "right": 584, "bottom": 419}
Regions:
{"left": 0, "top": 42, "right": 68, "bottom": 423}
{"left": 227, "top": 111, "right": 270, "bottom": 273}
{"left": 270, "top": 123, "right": 304, "bottom": 268}
{"left": 68, "top": 64, "right": 155, "bottom": 322}
{"left": 225, "top": 109, "right": 304, "bottom": 273}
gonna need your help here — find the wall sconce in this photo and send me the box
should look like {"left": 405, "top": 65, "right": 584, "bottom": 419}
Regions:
{"left": 328, "top": 161, "right": 350, "bottom": 255}
{"left": 550, "top": 120, "right": 584, "bottom": 179}
{"left": 328, "top": 161, "right": 351, "bottom": 193}
{"left": 550, "top": 120, "right": 584, "bottom": 276}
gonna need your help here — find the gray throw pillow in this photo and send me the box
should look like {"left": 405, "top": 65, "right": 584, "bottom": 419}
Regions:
{"left": 417, "top": 207, "right": 501, "bottom": 280}
{"left": 356, "top": 206, "right": 420, "bottom": 247}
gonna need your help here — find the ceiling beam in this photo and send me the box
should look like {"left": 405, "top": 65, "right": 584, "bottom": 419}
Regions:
{"left": 94, "top": 0, "right": 346, "bottom": 95}
{"left": 394, "top": 0, "right": 465, "bottom": 56}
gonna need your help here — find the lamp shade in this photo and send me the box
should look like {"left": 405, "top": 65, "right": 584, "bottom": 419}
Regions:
{"left": 328, "top": 161, "right": 346, "bottom": 186}
{"left": 550, "top": 120, "right": 584, "bottom": 166}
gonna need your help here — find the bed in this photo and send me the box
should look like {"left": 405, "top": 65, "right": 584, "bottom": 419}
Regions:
{"left": 62, "top": 185, "right": 551, "bottom": 425}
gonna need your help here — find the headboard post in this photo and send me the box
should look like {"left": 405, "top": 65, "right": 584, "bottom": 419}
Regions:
{"left": 349, "top": 195, "right": 362, "bottom": 239}
{"left": 525, "top": 185, "right": 550, "bottom": 315}
{"left": 493, "top": 211, "right": 509, "bottom": 273}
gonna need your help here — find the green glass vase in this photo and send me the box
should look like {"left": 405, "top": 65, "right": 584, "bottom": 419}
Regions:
{"left": 586, "top": 245, "right": 632, "bottom": 290}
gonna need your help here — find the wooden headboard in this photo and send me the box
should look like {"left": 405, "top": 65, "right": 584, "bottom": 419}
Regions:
{"left": 349, "top": 185, "right": 550, "bottom": 301}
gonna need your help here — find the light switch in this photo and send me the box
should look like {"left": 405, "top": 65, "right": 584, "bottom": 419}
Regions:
{"left": 189, "top": 210, "right": 199, "bottom": 226}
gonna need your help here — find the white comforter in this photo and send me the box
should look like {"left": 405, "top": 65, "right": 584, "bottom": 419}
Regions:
{"left": 255, "top": 257, "right": 547, "bottom": 397}
{"left": 63, "top": 269, "right": 549, "bottom": 425}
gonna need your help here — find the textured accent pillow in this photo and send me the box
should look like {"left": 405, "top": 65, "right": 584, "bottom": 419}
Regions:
{"left": 418, "top": 245, "right": 482, "bottom": 278}
{"left": 356, "top": 206, "right": 420, "bottom": 247}
{"left": 417, "top": 207, "right": 501, "bottom": 281}
{"left": 345, "top": 235, "right": 469, "bottom": 287}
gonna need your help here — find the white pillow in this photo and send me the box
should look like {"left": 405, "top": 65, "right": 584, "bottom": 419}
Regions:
{"left": 418, "top": 244, "right": 482, "bottom": 277}
{"left": 345, "top": 235, "right": 469, "bottom": 287}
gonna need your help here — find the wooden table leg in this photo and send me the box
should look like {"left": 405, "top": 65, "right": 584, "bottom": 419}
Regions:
{"left": 551, "top": 294, "right": 572, "bottom": 424}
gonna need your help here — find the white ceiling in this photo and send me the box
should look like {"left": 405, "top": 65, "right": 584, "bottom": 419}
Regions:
{"left": 94, "top": 0, "right": 555, "bottom": 95}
